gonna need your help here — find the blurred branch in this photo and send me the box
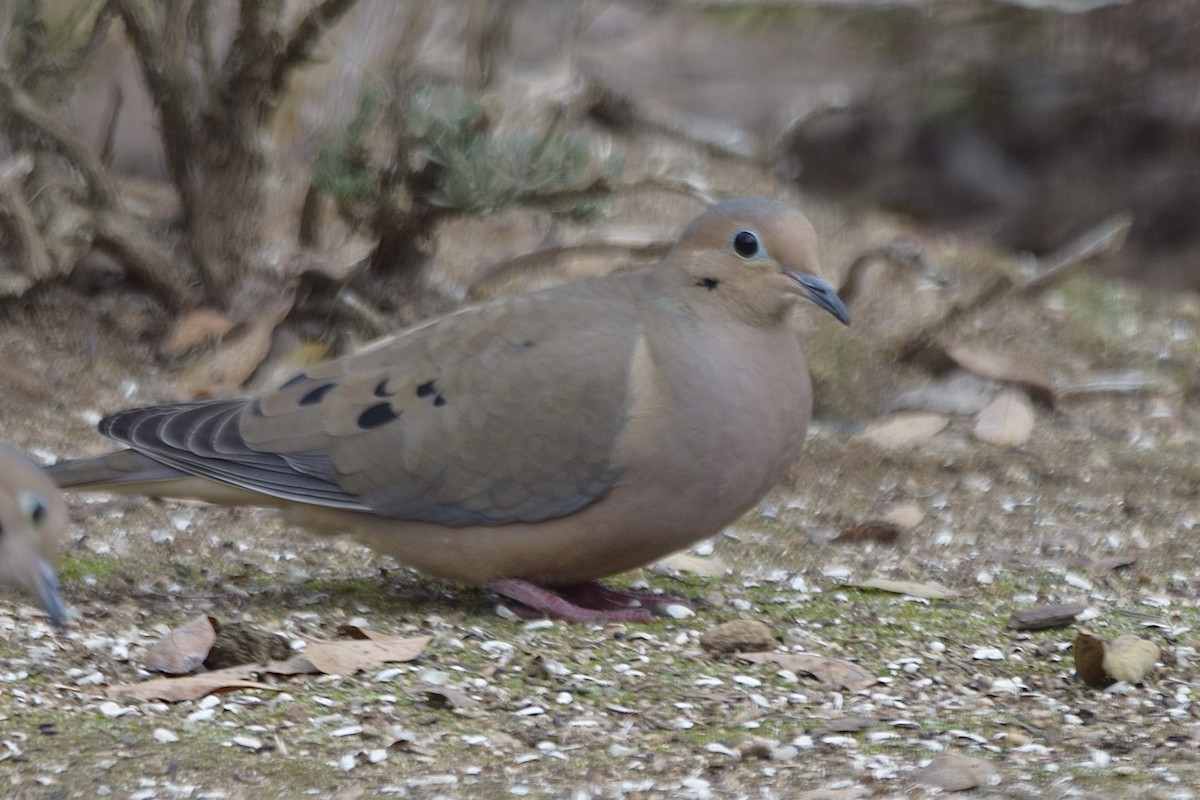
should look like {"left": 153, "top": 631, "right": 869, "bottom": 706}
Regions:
{"left": 1015, "top": 212, "right": 1132, "bottom": 298}
{"left": 0, "top": 155, "right": 53, "bottom": 282}
{"left": 0, "top": 74, "right": 117, "bottom": 205}
{"left": 897, "top": 211, "right": 1132, "bottom": 364}
{"left": 273, "top": 0, "right": 359, "bottom": 93}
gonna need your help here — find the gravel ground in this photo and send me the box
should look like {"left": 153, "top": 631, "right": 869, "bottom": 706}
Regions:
{"left": 1, "top": 196, "right": 1198, "bottom": 799}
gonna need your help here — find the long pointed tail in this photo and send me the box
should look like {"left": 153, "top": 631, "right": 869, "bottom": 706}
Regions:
{"left": 46, "top": 449, "right": 187, "bottom": 489}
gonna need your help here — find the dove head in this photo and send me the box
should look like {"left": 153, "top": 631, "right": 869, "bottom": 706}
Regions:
{"left": 0, "top": 443, "right": 68, "bottom": 628}
{"left": 667, "top": 198, "right": 850, "bottom": 327}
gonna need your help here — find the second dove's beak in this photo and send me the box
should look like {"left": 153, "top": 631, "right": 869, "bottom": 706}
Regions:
{"left": 32, "top": 556, "right": 68, "bottom": 629}
{"left": 784, "top": 270, "right": 851, "bottom": 326}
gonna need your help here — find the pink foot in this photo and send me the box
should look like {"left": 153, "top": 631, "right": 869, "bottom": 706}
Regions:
{"left": 486, "top": 578, "right": 690, "bottom": 623}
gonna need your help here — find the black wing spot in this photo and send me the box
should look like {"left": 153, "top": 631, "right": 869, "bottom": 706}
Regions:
{"left": 517, "top": 339, "right": 535, "bottom": 351}
{"left": 358, "top": 402, "right": 400, "bottom": 429}
{"left": 280, "top": 372, "right": 308, "bottom": 389}
{"left": 374, "top": 379, "right": 392, "bottom": 398}
{"left": 697, "top": 277, "right": 719, "bottom": 290}
{"left": 434, "top": 395, "right": 447, "bottom": 407}
{"left": 299, "top": 382, "right": 338, "bottom": 406}
{"left": 416, "top": 379, "right": 437, "bottom": 398}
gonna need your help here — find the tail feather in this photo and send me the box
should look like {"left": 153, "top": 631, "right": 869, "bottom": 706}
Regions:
{"left": 46, "top": 449, "right": 188, "bottom": 489}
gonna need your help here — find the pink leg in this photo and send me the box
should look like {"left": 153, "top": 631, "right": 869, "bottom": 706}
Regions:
{"left": 486, "top": 577, "right": 658, "bottom": 623}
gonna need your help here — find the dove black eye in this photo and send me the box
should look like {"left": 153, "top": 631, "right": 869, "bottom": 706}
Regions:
{"left": 732, "top": 230, "right": 760, "bottom": 259}
{"left": 20, "top": 492, "right": 49, "bottom": 526}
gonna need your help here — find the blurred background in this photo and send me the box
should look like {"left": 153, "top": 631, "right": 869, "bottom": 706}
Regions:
{"left": 22, "top": 0, "right": 1195, "bottom": 294}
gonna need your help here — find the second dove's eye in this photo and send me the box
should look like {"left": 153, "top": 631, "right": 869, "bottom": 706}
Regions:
{"left": 732, "top": 230, "right": 760, "bottom": 259}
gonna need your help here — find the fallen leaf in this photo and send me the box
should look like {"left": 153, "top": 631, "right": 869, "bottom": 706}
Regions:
{"left": 885, "top": 373, "right": 997, "bottom": 416}
{"left": 915, "top": 752, "right": 998, "bottom": 790}
{"left": 699, "top": 619, "right": 776, "bottom": 654}
{"left": 108, "top": 675, "right": 280, "bottom": 703}
{"left": 881, "top": 502, "right": 924, "bottom": 530}
{"left": 1102, "top": 635, "right": 1160, "bottom": 684}
{"left": 1007, "top": 603, "right": 1087, "bottom": 631}
{"left": 162, "top": 309, "right": 237, "bottom": 358}
{"left": 303, "top": 634, "right": 433, "bottom": 675}
{"left": 739, "top": 652, "right": 877, "bottom": 691}
{"left": 143, "top": 615, "right": 218, "bottom": 675}
{"left": 849, "top": 578, "right": 959, "bottom": 600}
{"left": 946, "top": 344, "right": 1056, "bottom": 407}
{"left": 651, "top": 551, "right": 729, "bottom": 577}
{"left": 860, "top": 412, "right": 948, "bottom": 449}
{"left": 181, "top": 300, "right": 290, "bottom": 397}
{"left": 1073, "top": 632, "right": 1113, "bottom": 688}
{"left": 972, "top": 390, "right": 1035, "bottom": 446}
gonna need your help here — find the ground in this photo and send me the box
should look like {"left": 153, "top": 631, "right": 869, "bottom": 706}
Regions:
{"left": 1, "top": 181, "right": 1198, "bottom": 799}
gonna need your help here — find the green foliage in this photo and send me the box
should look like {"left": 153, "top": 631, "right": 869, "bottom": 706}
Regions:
{"left": 315, "top": 83, "right": 618, "bottom": 222}
{"left": 312, "top": 86, "right": 384, "bottom": 204}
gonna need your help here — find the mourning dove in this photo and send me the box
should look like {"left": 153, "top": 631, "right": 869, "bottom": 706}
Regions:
{"left": 0, "top": 441, "right": 68, "bottom": 627}
{"left": 50, "top": 197, "right": 849, "bottom": 622}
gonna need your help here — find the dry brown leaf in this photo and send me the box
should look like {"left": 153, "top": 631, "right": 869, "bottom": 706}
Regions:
{"left": 162, "top": 309, "right": 237, "bottom": 357}
{"left": 108, "top": 675, "right": 280, "bottom": 703}
{"left": 1102, "top": 634, "right": 1160, "bottom": 684}
{"left": 860, "top": 412, "right": 949, "bottom": 449}
{"left": 143, "top": 615, "right": 218, "bottom": 675}
{"left": 739, "top": 652, "right": 877, "bottom": 691}
{"left": 972, "top": 390, "right": 1035, "bottom": 446}
{"left": 335, "top": 624, "right": 398, "bottom": 641}
{"left": 302, "top": 634, "right": 433, "bottom": 675}
{"left": 915, "top": 752, "right": 998, "bottom": 790}
{"left": 850, "top": 578, "right": 959, "bottom": 599}
{"left": 263, "top": 654, "right": 320, "bottom": 676}
{"left": 1073, "top": 632, "right": 1113, "bottom": 688}
{"left": 946, "top": 344, "right": 1056, "bottom": 407}
{"left": 181, "top": 303, "right": 290, "bottom": 397}
{"left": 1007, "top": 603, "right": 1086, "bottom": 631}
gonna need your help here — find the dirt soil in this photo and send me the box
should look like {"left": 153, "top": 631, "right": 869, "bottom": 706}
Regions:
{"left": 2, "top": 170, "right": 1199, "bottom": 799}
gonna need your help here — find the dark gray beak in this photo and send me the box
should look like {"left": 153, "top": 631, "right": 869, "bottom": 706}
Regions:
{"left": 33, "top": 556, "right": 67, "bottom": 629}
{"left": 785, "top": 270, "right": 850, "bottom": 325}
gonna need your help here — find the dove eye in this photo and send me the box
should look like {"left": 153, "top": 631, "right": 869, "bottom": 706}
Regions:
{"left": 18, "top": 491, "right": 49, "bottom": 528}
{"left": 731, "top": 230, "right": 761, "bottom": 259}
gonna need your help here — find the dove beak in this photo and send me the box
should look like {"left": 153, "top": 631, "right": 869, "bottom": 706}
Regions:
{"left": 31, "top": 556, "right": 68, "bottom": 629}
{"left": 784, "top": 270, "right": 850, "bottom": 326}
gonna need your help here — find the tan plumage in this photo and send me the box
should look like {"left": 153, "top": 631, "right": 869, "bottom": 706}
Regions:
{"left": 0, "top": 441, "right": 68, "bottom": 627}
{"left": 50, "top": 198, "right": 849, "bottom": 622}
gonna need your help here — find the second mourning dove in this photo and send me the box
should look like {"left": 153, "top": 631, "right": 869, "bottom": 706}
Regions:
{"left": 50, "top": 198, "right": 849, "bottom": 622}
{"left": 0, "top": 441, "right": 68, "bottom": 627}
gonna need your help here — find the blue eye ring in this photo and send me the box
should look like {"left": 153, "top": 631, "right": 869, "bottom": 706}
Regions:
{"left": 732, "top": 229, "right": 761, "bottom": 259}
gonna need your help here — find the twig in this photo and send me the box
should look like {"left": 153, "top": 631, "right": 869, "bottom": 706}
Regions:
{"left": 0, "top": 155, "right": 54, "bottom": 282}
{"left": 1015, "top": 212, "right": 1132, "bottom": 298}
{"left": 273, "top": 0, "right": 359, "bottom": 93}
{"left": 98, "top": 85, "right": 124, "bottom": 167}
{"left": 337, "top": 288, "right": 391, "bottom": 337}
{"left": 897, "top": 211, "right": 1131, "bottom": 364}
{"left": 0, "top": 75, "right": 118, "bottom": 206}
{"left": 470, "top": 236, "right": 673, "bottom": 298}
